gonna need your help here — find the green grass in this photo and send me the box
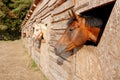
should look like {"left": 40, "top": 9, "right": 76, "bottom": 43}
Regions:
{"left": 30, "top": 60, "right": 48, "bottom": 80}
{"left": 30, "top": 60, "right": 40, "bottom": 71}
{"left": 22, "top": 40, "right": 48, "bottom": 80}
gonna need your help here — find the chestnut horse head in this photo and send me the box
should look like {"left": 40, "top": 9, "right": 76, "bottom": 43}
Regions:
{"left": 55, "top": 10, "right": 103, "bottom": 56}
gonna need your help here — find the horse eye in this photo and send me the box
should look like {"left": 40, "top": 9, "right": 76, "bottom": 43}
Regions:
{"left": 36, "top": 29, "right": 39, "bottom": 31}
{"left": 69, "top": 28, "right": 73, "bottom": 31}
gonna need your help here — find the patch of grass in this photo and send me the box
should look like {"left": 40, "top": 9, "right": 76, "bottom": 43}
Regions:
{"left": 30, "top": 60, "right": 40, "bottom": 71}
{"left": 22, "top": 40, "right": 48, "bottom": 80}
{"left": 30, "top": 60, "right": 48, "bottom": 80}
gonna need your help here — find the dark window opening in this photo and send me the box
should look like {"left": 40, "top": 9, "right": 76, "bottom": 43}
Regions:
{"left": 80, "top": 1, "right": 116, "bottom": 46}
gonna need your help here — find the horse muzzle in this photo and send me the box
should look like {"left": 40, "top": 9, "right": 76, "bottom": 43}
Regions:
{"left": 54, "top": 44, "right": 66, "bottom": 56}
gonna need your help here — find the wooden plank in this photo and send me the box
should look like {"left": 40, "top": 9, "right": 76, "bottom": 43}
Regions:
{"left": 49, "top": 28, "right": 62, "bottom": 41}
{"left": 34, "top": 9, "right": 52, "bottom": 23}
{"left": 48, "top": 0, "right": 57, "bottom": 7}
{"left": 99, "top": 0, "right": 115, "bottom": 5}
{"left": 49, "top": 59, "right": 70, "bottom": 80}
{"left": 97, "top": 0, "right": 120, "bottom": 79}
{"left": 32, "top": 4, "right": 48, "bottom": 21}
{"left": 51, "top": 29, "right": 65, "bottom": 35}
{"left": 37, "top": 7, "right": 50, "bottom": 19}
{"left": 51, "top": 0, "right": 74, "bottom": 16}
{"left": 41, "top": 13, "right": 52, "bottom": 24}
{"left": 48, "top": 40, "right": 73, "bottom": 80}
{"left": 49, "top": 68, "right": 66, "bottom": 80}
{"left": 30, "top": 0, "right": 50, "bottom": 20}
{"left": 31, "top": 47, "right": 40, "bottom": 65}
{"left": 41, "top": 13, "right": 51, "bottom": 21}
{"left": 52, "top": 10, "right": 70, "bottom": 22}
{"left": 74, "top": 46, "right": 103, "bottom": 80}
{"left": 75, "top": 0, "right": 115, "bottom": 14}
{"left": 51, "top": 20, "right": 68, "bottom": 29}
{"left": 39, "top": 42, "right": 49, "bottom": 75}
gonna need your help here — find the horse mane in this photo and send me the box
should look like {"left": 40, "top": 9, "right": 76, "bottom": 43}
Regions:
{"left": 82, "top": 15, "right": 103, "bottom": 28}
{"left": 67, "top": 15, "right": 103, "bottom": 28}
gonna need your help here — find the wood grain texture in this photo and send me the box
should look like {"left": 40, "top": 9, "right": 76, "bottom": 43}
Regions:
{"left": 22, "top": 0, "right": 120, "bottom": 80}
{"left": 75, "top": 0, "right": 115, "bottom": 14}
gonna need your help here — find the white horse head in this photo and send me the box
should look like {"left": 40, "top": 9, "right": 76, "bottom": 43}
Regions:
{"left": 32, "top": 23, "right": 42, "bottom": 40}
{"left": 32, "top": 23, "right": 47, "bottom": 41}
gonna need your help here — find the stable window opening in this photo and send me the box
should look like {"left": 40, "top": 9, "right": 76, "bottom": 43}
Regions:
{"left": 80, "top": 1, "right": 116, "bottom": 46}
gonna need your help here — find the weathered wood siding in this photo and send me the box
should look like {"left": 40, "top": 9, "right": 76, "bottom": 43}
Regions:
{"left": 22, "top": 0, "right": 120, "bottom": 80}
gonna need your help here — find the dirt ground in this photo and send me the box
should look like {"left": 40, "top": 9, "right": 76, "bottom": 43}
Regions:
{"left": 0, "top": 40, "right": 47, "bottom": 80}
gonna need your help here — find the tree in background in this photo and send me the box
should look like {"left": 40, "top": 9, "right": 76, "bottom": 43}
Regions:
{"left": 0, "top": 0, "right": 33, "bottom": 40}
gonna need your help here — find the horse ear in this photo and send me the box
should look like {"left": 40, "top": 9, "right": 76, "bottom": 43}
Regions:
{"left": 69, "top": 9, "right": 76, "bottom": 18}
{"left": 68, "top": 10, "right": 73, "bottom": 18}
{"left": 70, "top": 9, "right": 81, "bottom": 21}
{"left": 88, "top": 32, "right": 97, "bottom": 43}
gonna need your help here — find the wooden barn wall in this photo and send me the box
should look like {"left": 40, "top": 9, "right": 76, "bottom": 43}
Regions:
{"left": 22, "top": 0, "right": 120, "bottom": 80}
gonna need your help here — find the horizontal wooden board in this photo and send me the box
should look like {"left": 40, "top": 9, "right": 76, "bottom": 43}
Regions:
{"left": 75, "top": 0, "right": 115, "bottom": 14}
{"left": 52, "top": 10, "right": 70, "bottom": 22}
{"left": 31, "top": 48, "right": 40, "bottom": 66}
{"left": 74, "top": 46, "right": 103, "bottom": 80}
{"left": 41, "top": 13, "right": 51, "bottom": 21}
{"left": 51, "top": 20, "right": 68, "bottom": 29}
{"left": 49, "top": 59, "right": 70, "bottom": 80}
{"left": 51, "top": 0, "right": 74, "bottom": 16}
{"left": 30, "top": 0, "right": 50, "bottom": 20}
{"left": 48, "top": 0, "right": 57, "bottom": 7}
{"left": 37, "top": 6, "right": 50, "bottom": 19}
